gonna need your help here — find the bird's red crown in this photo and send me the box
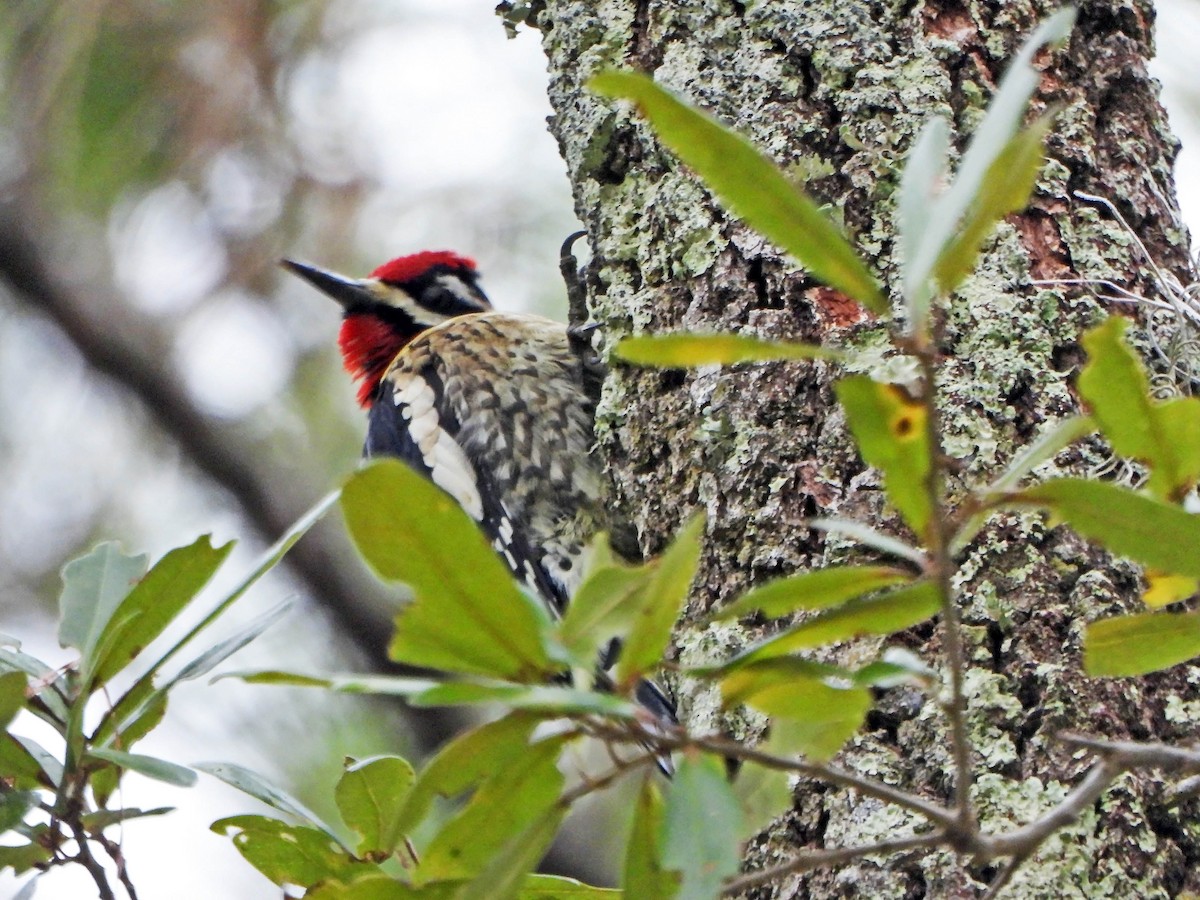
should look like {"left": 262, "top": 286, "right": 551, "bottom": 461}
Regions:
{"left": 370, "top": 250, "right": 476, "bottom": 284}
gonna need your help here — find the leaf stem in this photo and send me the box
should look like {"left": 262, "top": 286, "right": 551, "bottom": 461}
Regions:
{"left": 912, "top": 330, "right": 974, "bottom": 827}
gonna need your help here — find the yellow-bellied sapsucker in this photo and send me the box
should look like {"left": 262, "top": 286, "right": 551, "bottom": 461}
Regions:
{"left": 283, "top": 248, "right": 676, "bottom": 764}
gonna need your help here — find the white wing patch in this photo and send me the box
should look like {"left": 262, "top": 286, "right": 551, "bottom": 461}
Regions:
{"left": 392, "top": 372, "right": 484, "bottom": 520}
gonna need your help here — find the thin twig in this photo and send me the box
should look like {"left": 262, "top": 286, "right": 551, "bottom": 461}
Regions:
{"left": 1164, "top": 774, "right": 1200, "bottom": 808}
{"left": 722, "top": 833, "right": 944, "bottom": 894}
{"left": 587, "top": 720, "right": 960, "bottom": 832}
{"left": 980, "top": 849, "right": 1033, "bottom": 900}
{"left": 1057, "top": 734, "right": 1200, "bottom": 772}
{"left": 557, "top": 751, "right": 659, "bottom": 807}
{"left": 981, "top": 757, "right": 1123, "bottom": 858}
{"left": 95, "top": 833, "right": 139, "bottom": 900}
{"left": 68, "top": 821, "right": 116, "bottom": 900}
{"left": 913, "top": 333, "right": 974, "bottom": 828}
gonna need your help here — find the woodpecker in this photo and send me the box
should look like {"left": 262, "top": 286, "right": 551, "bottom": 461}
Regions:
{"left": 283, "top": 247, "right": 676, "bottom": 764}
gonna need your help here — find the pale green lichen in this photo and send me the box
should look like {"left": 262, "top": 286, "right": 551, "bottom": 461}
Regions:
{"left": 1164, "top": 689, "right": 1200, "bottom": 725}
{"left": 841, "top": 328, "right": 922, "bottom": 386}
{"left": 963, "top": 670, "right": 1023, "bottom": 769}
{"left": 675, "top": 621, "right": 766, "bottom": 739}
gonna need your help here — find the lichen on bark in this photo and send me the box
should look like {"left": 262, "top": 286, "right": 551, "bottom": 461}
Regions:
{"left": 536, "top": 0, "right": 1199, "bottom": 894}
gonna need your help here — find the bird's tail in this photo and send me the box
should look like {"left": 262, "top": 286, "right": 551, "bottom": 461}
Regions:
{"left": 635, "top": 676, "right": 678, "bottom": 777}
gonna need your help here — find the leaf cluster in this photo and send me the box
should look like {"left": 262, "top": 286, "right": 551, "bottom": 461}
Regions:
{"left": 0, "top": 492, "right": 337, "bottom": 898}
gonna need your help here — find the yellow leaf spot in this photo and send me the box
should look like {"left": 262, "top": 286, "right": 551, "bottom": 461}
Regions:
{"left": 1144, "top": 571, "right": 1199, "bottom": 609}
{"left": 887, "top": 393, "right": 927, "bottom": 443}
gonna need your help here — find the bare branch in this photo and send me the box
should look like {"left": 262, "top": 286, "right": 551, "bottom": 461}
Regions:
{"left": 981, "top": 757, "right": 1124, "bottom": 859}
{"left": 980, "top": 849, "right": 1033, "bottom": 900}
{"left": 1057, "top": 734, "right": 1200, "bottom": 773}
{"left": 588, "top": 721, "right": 960, "bottom": 832}
{"left": 95, "top": 833, "right": 140, "bottom": 900}
{"left": 68, "top": 820, "right": 116, "bottom": 900}
{"left": 722, "top": 833, "right": 944, "bottom": 894}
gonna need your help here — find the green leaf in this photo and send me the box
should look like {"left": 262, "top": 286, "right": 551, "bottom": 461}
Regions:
{"left": 1079, "top": 316, "right": 1158, "bottom": 456}
{"left": 0, "top": 671, "right": 26, "bottom": 729}
{"left": 590, "top": 71, "right": 885, "bottom": 313}
{"left": 398, "top": 714, "right": 540, "bottom": 840}
{"left": 931, "top": 113, "right": 1055, "bottom": 296}
{"left": 519, "top": 875, "right": 622, "bottom": 898}
{"left": 57, "top": 542, "right": 147, "bottom": 671}
{"left": 852, "top": 648, "right": 937, "bottom": 688}
{"left": 660, "top": 753, "right": 742, "bottom": 900}
{"left": 212, "top": 814, "right": 375, "bottom": 888}
{"left": 1150, "top": 398, "right": 1200, "bottom": 500}
{"left": 195, "top": 761, "right": 346, "bottom": 846}
{"left": 1, "top": 734, "right": 59, "bottom": 788}
{"left": 336, "top": 755, "right": 416, "bottom": 858}
{"left": 225, "top": 670, "right": 441, "bottom": 695}
{"left": 1079, "top": 317, "right": 1200, "bottom": 500}
{"left": 1013, "top": 479, "right": 1200, "bottom": 577}
{"left": 836, "top": 376, "right": 933, "bottom": 537}
{"left": 986, "top": 415, "right": 1096, "bottom": 497}
{"left": 732, "top": 763, "right": 793, "bottom": 841}
{"left": 307, "top": 876, "right": 461, "bottom": 900}
{"left": 614, "top": 333, "right": 835, "bottom": 368}
{"left": 342, "top": 460, "right": 557, "bottom": 680}
{"left": 95, "top": 692, "right": 167, "bottom": 764}
{"left": 92, "top": 601, "right": 291, "bottom": 771}
{"left": 419, "top": 736, "right": 566, "bottom": 882}
{"left": 0, "top": 648, "right": 68, "bottom": 729}
{"left": 898, "top": 117, "right": 950, "bottom": 328}
{"left": 903, "top": 8, "right": 1075, "bottom": 313}
{"left": 954, "top": 414, "right": 1097, "bottom": 553}
{"left": 93, "top": 489, "right": 338, "bottom": 749}
{"left": 0, "top": 838, "right": 51, "bottom": 875}
{"left": 616, "top": 514, "right": 705, "bottom": 685}
{"left": 92, "top": 762, "right": 121, "bottom": 809}
{"left": 411, "top": 682, "right": 638, "bottom": 718}
{"left": 173, "top": 601, "right": 294, "bottom": 683}
{"left": 624, "top": 778, "right": 679, "bottom": 900}
{"left": 93, "top": 535, "right": 234, "bottom": 686}
{"left": 1084, "top": 612, "right": 1200, "bottom": 676}
{"left": 0, "top": 790, "right": 38, "bottom": 833}
{"left": 86, "top": 747, "right": 197, "bottom": 787}
{"left": 455, "top": 808, "right": 567, "bottom": 900}
{"left": 806, "top": 518, "right": 926, "bottom": 566}
{"left": 558, "top": 541, "right": 655, "bottom": 666}
{"left": 721, "top": 660, "right": 872, "bottom": 760}
{"left": 733, "top": 580, "right": 941, "bottom": 664}
{"left": 716, "top": 565, "right": 913, "bottom": 621}
{"left": 80, "top": 805, "right": 174, "bottom": 830}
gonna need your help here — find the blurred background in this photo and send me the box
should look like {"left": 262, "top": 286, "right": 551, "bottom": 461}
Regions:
{"left": 0, "top": 1, "right": 1197, "bottom": 896}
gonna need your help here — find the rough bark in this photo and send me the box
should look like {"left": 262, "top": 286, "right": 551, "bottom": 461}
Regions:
{"left": 538, "top": 0, "right": 1200, "bottom": 896}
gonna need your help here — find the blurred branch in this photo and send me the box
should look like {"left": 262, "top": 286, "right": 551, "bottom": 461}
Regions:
{"left": 0, "top": 199, "right": 463, "bottom": 750}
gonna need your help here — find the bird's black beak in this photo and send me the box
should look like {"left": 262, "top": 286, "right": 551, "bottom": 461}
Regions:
{"left": 281, "top": 259, "right": 376, "bottom": 312}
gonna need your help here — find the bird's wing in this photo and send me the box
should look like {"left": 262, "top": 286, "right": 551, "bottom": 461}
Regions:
{"left": 367, "top": 352, "right": 572, "bottom": 616}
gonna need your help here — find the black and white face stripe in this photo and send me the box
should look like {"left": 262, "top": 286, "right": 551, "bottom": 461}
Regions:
{"left": 373, "top": 265, "right": 491, "bottom": 322}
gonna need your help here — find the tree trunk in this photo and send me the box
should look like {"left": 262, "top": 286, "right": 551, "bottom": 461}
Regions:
{"left": 538, "top": 0, "right": 1199, "bottom": 896}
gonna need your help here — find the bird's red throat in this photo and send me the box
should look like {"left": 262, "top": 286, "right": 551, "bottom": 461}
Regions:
{"left": 338, "top": 314, "right": 406, "bottom": 408}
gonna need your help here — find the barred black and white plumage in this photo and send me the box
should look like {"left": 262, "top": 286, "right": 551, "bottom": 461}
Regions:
{"left": 283, "top": 250, "right": 677, "bottom": 769}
